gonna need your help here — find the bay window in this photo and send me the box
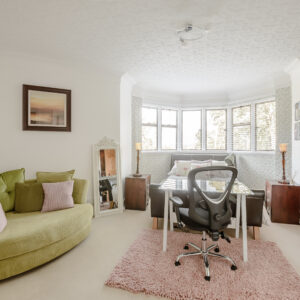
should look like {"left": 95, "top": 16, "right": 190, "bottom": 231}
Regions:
{"left": 232, "top": 105, "right": 251, "bottom": 151}
{"left": 161, "top": 109, "right": 177, "bottom": 150}
{"left": 182, "top": 110, "right": 202, "bottom": 150}
{"left": 206, "top": 109, "right": 227, "bottom": 150}
{"left": 255, "top": 101, "right": 276, "bottom": 151}
{"left": 141, "top": 107, "right": 157, "bottom": 150}
{"left": 140, "top": 99, "right": 276, "bottom": 152}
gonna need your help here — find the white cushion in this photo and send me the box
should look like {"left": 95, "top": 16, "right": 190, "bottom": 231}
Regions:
{"left": 175, "top": 161, "right": 191, "bottom": 176}
{"left": 0, "top": 203, "right": 7, "bottom": 233}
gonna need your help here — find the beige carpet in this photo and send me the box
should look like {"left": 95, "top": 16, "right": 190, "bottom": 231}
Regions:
{"left": 0, "top": 209, "right": 300, "bottom": 300}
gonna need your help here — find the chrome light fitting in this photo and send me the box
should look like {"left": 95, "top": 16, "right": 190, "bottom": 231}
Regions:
{"left": 176, "top": 23, "right": 209, "bottom": 46}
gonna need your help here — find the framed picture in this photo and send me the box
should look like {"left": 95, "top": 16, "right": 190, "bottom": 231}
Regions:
{"left": 295, "top": 122, "right": 300, "bottom": 141}
{"left": 296, "top": 101, "right": 300, "bottom": 122}
{"left": 23, "top": 85, "right": 71, "bottom": 131}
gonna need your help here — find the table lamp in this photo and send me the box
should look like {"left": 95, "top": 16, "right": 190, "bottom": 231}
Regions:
{"left": 133, "top": 142, "right": 142, "bottom": 177}
{"left": 279, "top": 143, "right": 289, "bottom": 184}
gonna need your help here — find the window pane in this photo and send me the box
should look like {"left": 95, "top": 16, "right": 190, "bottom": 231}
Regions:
{"left": 206, "top": 110, "right": 226, "bottom": 150}
{"left": 142, "top": 107, "right": 157, "bottom": 124}
{"left": 142, "top": 126, "right": 157, "bottom": 150}
{"left": 233, "top": 125, "right": 251, "bottom": 151}
{"left": 162, "top": 127, "right": 176, "bottom": 150}
{"left": 182, "top": 111, "right": 202, "bottom": 150}
{"left": 256, "top": 102, "right": 276, "bottom": 151}
{"left": 233, "top": 106, "right": 250, "bottom": 124}
{"left": 162, "top": 110, "right": 177, "bottom": 126}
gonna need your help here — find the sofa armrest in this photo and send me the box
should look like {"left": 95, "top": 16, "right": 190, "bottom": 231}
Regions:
{"left": 150, "top": 184, "right": 165, "bottom": 218}
{"left": 73, "top": 179, "right": 89, "bottom": 204}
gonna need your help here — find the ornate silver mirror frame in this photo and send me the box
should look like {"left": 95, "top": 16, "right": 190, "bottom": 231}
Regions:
{"left": 93, "top": 137, "right": 123, "bottom": 217}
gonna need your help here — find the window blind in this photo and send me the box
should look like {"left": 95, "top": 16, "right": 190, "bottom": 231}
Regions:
{"left": 255, "top": 101, "right": 276, "bottom": 151}
{"left": 232, "top": 105, "right": 251, "bottom": 151}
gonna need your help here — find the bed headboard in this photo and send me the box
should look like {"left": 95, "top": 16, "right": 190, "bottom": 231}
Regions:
{"left": 170, "top": 153, "right": 233, "bottom": 169}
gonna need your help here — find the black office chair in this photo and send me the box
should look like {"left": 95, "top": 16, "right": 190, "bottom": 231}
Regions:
{"left": 171, "top": 166, "right": 238, "bottom": 281}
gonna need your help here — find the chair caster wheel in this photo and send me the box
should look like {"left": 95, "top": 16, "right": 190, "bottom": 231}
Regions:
{"left": 175, "top": 261, "right": 181, "bottom": 266}
{"left": 214, "top": 247, "right": 220, "bottom": 253}
{"left": 184, "top": 245, "right": 189, "bottom": 250}
{"left": 231, "top": 265, "right": 237, "bottom": 271}
{"left": 204, "top": 276, "right": 210, "bottom": 281}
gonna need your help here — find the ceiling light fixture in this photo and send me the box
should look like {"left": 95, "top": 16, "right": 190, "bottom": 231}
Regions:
{"left": 176, "top": 24, "right": 209, "bottom": 46}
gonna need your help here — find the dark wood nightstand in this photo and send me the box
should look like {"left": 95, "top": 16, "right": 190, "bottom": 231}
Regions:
{"left": 125, "top": 175, "right": 151, "bottom": 210}
{"left": 265, "top": 180, "right": 300, "bottom": 224}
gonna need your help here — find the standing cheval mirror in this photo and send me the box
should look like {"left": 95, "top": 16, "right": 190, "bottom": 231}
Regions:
{"left": 93, "top": 137, "right": 123, "bottom": 217}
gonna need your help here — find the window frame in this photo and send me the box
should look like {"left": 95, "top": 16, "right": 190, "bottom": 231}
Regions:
{"left": 205, "top": 108, "right": 227, "bottom": 151}
{"left": 231, "top": 105, "right": 251, "bottom": 151}
{"left": 140, "top": 98, "right": 276, "bottom": 153}
{"left": 255, "top": 100, "right": 276, "bottom": 152}
{"left": 141, "top": 106, "right": 158, "bottom": 151}
{"left": 161, "top": 108, "right": 178, "bottom": 151}
{"left": 181, "top": 109, "right": 203, "bottom": 151}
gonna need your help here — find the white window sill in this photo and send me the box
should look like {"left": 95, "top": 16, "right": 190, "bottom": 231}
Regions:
{"left": 141, "top": 150, "right": 275, "bottom": 155}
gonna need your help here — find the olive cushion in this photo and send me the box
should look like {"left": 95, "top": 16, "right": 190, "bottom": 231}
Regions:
{"left": 0, "top": 168, "right": 25, "bottom": 212}
{"left": 15, "top": 182, "right": 44, "bottom": 213}
{"left": 36, "top": 170, "right": 75, "bottom": 183}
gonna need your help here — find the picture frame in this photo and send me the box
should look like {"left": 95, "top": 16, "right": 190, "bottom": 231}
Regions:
{"left": 23, "top": 84, "right": 71, "bottom": 132}
{"left": 295, "top": 122, "right": 300, "bottom": 141}
{"left": 296, "top": 101, "right": 300, "bottom": 122}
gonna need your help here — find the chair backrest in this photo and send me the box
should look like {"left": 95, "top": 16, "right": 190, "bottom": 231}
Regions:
{"left": 187, "top": 166, "right": 238, "bottom": 233}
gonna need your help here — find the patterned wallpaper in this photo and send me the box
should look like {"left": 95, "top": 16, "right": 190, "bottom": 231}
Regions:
{"left": 131, "top": 87, "right": 292, "bottom": 190}
{"left": 275, "top": 87, "right": 292, "bottom": 180}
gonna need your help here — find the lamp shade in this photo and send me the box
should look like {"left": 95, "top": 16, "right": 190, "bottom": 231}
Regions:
{"left": 279, "top": 143, "right": 287, "bottom": 152}
{"left": 135, "top": 143, "right": 142, "bottom": 150}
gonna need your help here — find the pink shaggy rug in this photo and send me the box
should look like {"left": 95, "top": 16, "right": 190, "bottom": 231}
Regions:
{"left": 105, "top": 229, "right": 300, "bottom": 300}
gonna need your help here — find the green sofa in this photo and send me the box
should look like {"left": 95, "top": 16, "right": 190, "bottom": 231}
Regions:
{"left": 0, "top": 178, "right": 93, "bottom": 280}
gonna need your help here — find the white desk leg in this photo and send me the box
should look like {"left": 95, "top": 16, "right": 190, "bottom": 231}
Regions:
{"left": 241, "top": 194, "right": 248, "bottom": 262}
{"left": 163, "top": 190, "right": 169, "bottom": 252}
{"left": 169, "top": 191, "right": 174, "bottom": 232}
{"left": 235, "top": 194, "right": 241, "bottom": 238}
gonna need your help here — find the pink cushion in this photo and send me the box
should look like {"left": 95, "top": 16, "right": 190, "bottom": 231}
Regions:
{"left": 0, "top": 203, "right": 7, "bottom": 233}
{"left": 41, "top": 181, "right": 74, "bottom": 212}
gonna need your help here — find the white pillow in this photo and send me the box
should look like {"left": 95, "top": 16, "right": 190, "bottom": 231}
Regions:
{"left": 168, "top": 164, "right": 177, "bottom": 176}
{"left": 175, "top": 161, "right": 191, "bottom": 176}
{"left": 211, "top": 160, "right": 227, "bottom": 166}
{"left": 0, "top": 203, "right": 7, "bottom": 233}
{"left": 191, "top": 161, "right": 211, "bottom": 170}
{"left": 169, "top": 160, "right": 212, "bottom": 177}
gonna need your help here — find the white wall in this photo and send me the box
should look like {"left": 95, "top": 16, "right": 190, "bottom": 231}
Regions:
{"left": 0, "top": 54, "right": 121, "bottom": 202}
{"left": 288, "top": 59, "right": 300, "bottom": 183}
{"left": 120, "top": 74, "right": 135, "bottom": 181}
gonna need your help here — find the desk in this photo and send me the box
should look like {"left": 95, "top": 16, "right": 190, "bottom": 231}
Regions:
{"left": 159, "top": 177, "right": 253, "bottom": 262}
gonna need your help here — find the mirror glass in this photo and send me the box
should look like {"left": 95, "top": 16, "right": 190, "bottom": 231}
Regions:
{"left": 98, "top": 149, "right": 118, "bottom": 211}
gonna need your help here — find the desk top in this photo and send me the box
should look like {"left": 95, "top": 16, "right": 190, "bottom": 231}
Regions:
{"left": 159, "top": 176, "right": 253, "bottom": 196}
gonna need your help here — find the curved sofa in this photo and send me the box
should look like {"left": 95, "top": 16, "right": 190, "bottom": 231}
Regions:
{"left": 0, "top": 179, "right": 93, "bottom": 280}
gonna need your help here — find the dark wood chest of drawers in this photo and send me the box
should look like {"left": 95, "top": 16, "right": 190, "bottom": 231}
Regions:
{"left": 125, "top": 175, "right": 151, "bottom": 211}
{"left": 265, "top": 180, "right": 300, "bottom": 224}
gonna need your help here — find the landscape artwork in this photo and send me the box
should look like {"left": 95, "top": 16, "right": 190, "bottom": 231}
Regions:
{"left": 23, "top": 85, "right": 71, "bottom": 131}
{"left": 29, "top": 90, "right": 66, "bottom": 126}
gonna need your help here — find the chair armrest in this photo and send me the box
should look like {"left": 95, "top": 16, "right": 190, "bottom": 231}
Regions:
{"left": 170, "top": 196, "right": 184, "bottom": 207}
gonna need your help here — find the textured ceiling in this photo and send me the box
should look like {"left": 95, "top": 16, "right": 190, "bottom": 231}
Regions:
{"left": 0, "top": 0, "right": 300, "bottom": 96}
